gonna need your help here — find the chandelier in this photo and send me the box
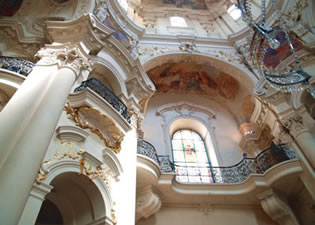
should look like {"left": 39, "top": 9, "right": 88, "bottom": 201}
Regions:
{"left": 237, "top": 0, "right": 315, "bottom": 98}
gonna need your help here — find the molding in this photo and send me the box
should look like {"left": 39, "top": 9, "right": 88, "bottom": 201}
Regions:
{"left": 137, "top": 154, "right": 161, "bottom": 181}
{"left": 56, "top": 125, "right": 89, "bottom": 143}
{"left": 0, "top": 69, "right": 25, "bottom": 89}
{"left": 156, "top": 102, "right": 216, "bottom": 121}
{"left": 136, "top": 185, "right": 161, "bottom": 222}
{"left": 170, "top": 160, "right": 302, "bottom": 196}
{"left": 64, "top": 102, "right": 124, "bottom": 153}
{"left": 103, "top": 148, "right": 123, "bottom": 180}
{"left": 30, "top": 183, "right": 53, "bottom": 202}
{"left": 68, "top": 88, "right": 132, "bottom": 133}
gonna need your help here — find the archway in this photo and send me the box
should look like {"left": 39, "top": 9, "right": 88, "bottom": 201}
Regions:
{"left": 35, "top": 172, "right": 106, "bottom": 225}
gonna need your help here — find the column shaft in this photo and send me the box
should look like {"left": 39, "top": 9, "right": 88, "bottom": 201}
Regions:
{"left": 0, "top": 66, "right": 76, "bottom": 225}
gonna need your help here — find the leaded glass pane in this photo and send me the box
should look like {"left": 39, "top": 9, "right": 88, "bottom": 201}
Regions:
{"left": 181, "top": 130, "right": 192, "bottom": 139}
{"left": 173, "top": 132, "right": 182, "bottom": 140}
{"left": 188, "top": 175, "right": 201, "bottom": 183}
{"left": 171, "top": 129, "right": 213, "bottom": 184}
{"left": 196, "top": 152, "right": 208, "bottom": 162}
{"left": 191, "top": 132, "right": 202, "bottom": 141}
{"left": 195, "top": 141, "right": 205, "bottom": 151}
{"left": 172, "top": 140, "right": 183, "bottom": 150}
{"left": 187, "top": 167, "right": 199, "bottom": 176}
{"left": 177, "top": 176, "right": 188, "bottom": 183}
{"left": 173, "top": 151, "right": 185, "bottom": 161}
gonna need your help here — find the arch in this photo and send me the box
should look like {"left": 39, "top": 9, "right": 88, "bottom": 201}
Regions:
{"left": 89, "top": 56, "right": 128, "bottom": 97}
{"left": 142, "top": 52, "right": 257, "bottom": 93}
{"left": 41, "top": 160, "right": 113, "bottom": 220}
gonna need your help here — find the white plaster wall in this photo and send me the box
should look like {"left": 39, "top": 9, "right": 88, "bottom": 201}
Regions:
{"left": 112, "top": 128, "right": 138, "bottom": 225}
{"left": 142, "top": 93, "right": 243, "bottom": 166}
{"left": 136, "top": 206, "right": 277, "bottom": 225}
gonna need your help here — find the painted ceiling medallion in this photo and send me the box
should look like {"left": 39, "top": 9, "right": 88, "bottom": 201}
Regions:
{"left": 64, "top": 102, "right": 124, "bottom": 153}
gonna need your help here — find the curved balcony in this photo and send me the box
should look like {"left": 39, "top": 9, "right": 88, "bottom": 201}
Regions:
{"left": 74, "top": 78, "right": 131, "bottom": 123}
{"left": 0, "top": 56, "right": 34, "bottom": 76}
{"left": 137, "top": 139, "right": 160, "bottom": 165}
{"left": 171, "top": 144, "right": 298, "bottom": 184}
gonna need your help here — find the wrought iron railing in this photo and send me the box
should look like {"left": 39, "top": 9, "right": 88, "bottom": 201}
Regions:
{"left": 74, "top": 78, "right": 131, "bottom": 123}
{"left": 137, "top": 139, "right": 160, "bottom": 165}
{"left": 0, "top": 56, "right": 34, "bottom": 76}
{"left": 168, "top": 144, "right": 298, "bottom": 184}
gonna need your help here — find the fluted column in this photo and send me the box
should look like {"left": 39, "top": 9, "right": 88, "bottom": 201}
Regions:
{"left": 0, "top": 44, "right": 91, "bottom": 225}
{"left": 258, "top": 189, "right": 300, "bottom": 225}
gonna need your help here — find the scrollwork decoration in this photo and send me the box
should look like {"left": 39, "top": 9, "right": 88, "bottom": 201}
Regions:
{"left": 64, "top": 102, "right": 124, "bottom": 153}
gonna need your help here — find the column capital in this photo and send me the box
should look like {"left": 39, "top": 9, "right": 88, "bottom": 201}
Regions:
{"left": 35, "top": 43, "right": 92, "bottom": 77}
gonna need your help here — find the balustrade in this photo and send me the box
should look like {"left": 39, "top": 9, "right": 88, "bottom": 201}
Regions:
{"left": 0, "top": 56, "right": 34, "bottom": 76}
{"left": 74, "top": 78, "right": 131, "bottom": 123}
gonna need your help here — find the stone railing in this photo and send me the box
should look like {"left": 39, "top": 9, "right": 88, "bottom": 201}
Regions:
{"left": 74, "top": 78, "right": 131, "bottom": 123}
{"left": 137, "top": 139, "right": 160, "bottom": 165}
{"left": 0, "top": 56, "right": 34, "bottom": 76}
{"left": 170, "top": 144, "right": 298, "bottom": 184}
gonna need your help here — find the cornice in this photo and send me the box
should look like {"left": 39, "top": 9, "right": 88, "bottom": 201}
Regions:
{"left": 44, "top": 14, "right": 155, "bottom": 102}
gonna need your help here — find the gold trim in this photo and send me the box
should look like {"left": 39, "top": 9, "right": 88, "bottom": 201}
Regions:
{"left": 64, "top": 102, "right": 123, "bottom": 153}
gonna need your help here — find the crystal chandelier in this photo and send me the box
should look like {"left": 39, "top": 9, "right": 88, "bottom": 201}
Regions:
{"left": 237, "top": 0, "right": 315, "bottom": 98}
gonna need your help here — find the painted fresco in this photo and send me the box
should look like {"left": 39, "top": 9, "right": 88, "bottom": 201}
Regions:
{"left": 147, "top": 62, "right": 239, "bottom": 100}
{"left": 162, "top": 0, "right": 208, "bottom": 10}
{"left": 263, "top": 27, "right": 303, "bottom": 69}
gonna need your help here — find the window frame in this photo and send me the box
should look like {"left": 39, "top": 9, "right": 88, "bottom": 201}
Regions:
{"left": 171, "top": 128, "right": 215, "bottom": 184}
{"left": 169, "top": 16, "right": 188, "bottom": 28}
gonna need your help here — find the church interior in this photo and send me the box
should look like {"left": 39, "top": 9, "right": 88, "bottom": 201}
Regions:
{"left": 0, "top": 0, "right": 315, "bottom": 225}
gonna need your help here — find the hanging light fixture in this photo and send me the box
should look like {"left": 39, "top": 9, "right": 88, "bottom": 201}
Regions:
{"left": 236, "top": 0, "right": 315, "bottom": 98}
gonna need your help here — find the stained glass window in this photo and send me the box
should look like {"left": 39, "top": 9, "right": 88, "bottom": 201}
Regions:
{"left": 171, "top": 129, "right": 214, "bottom": 184}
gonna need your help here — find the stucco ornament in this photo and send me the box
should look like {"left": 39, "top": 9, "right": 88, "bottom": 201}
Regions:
{"left": 283, "top": 114, "right": 305, "bottom": 136}
{"left": 64, "top": 102, "right": 124, "bottom": 153}
{"left": 94, "top": 0, "right": 109, "bottom": 23}
{"left": 36, "top": 45, "right": 91, "bottom": 76}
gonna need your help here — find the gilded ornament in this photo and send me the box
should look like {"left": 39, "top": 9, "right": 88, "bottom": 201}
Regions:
{"left": 64, "top": 102, "right": 123, "bottom": 153}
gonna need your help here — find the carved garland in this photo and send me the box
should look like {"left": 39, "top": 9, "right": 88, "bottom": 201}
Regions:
{"left": 36, "top": 142, "right": 112, "bottom": 191}
{"left": 64, "top": 102, "right": 123, "bottom": 153}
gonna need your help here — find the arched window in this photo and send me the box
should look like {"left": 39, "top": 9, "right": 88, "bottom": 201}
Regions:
{"left": 171, "top": 129, "right": 214, "bottom": 183}
{"left": 170, "top": 16, "right": 187, "bottom": 27}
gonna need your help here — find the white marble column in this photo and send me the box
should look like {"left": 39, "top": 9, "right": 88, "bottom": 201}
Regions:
{"left": 0, "top": 44, "right": 90, "bottom": 225}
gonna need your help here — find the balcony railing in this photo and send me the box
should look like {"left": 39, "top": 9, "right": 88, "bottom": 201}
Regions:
{"left": 159, "top": 144, "right": 297, "bottom": 184}
{"left": 74, "top": 78, "right": 131, "bottom": 123}
{"left": 0, "top": 56, "right": 34, "bottom": 76}
{"left": 137, "top": 139, "right": 160, "bottom": 165}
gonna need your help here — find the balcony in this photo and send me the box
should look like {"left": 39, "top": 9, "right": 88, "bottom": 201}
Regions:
{"left": 0, "top": 56, "right": 34, "bottom": 76}
{"left": 74, "top": 78, "right": 131, "bottom": 123}
{"left": 137, "top": 139, "right": 160, "bottom": 165}
{"left": 173, "top": 144, "right": 298, "bottom": 184}
{"left": 137, "top": 140, "right": 298, "bottom": 184}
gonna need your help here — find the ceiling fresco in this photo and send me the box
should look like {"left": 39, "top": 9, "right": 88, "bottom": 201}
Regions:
{"left": 147, "top": 62, "right": 240, "bottom": 100}
{"left": 162, "top": 0, "right": 208, "bottom": 10}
